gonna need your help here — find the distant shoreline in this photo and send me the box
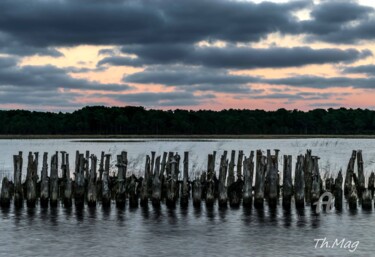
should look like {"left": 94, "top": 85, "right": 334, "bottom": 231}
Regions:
{"left": 0, "top": 134, "right": 375, "bottom": 139}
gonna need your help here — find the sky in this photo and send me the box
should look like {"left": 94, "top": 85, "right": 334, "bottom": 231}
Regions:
{"left": 1, "top": 0, "right": 375, "bottom": 112}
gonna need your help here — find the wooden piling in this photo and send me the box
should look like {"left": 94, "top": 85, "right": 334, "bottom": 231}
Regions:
{"left": 116, "top": 152, "right": 127, "bottom": 208}
{"left": 140, "top": 155, "right": 150, "bottom": 207}
{"left": 102, "top": 154, "right": 111, "bottom": 208}
{"left": 357, "top": 150, "right": 365, "bottom": 193}
{"left": 334, "top": 170, "right": 343, "bottom": 210}
{"left": 26, "top": 152, "right": 38, "bottom": 208}
{"left": 282, "top": 155, "right": 292, "bottom": 207}
{"left": 152, "top": 156, "right": 161, "bottom": 207}
{"left": 218, "top": 151, "right": 228, "bottom": 207}
{"left": 87, "top": 154, "right": 97, "bottom": 207}
{"left": 267, "top": 151, "right": 279, "bottom": 206}
{"left": 74, "top": 153, "right": 85, "bottom": 208}
{"left": 63, "top": 153, "right": 72, "bottom": 207}
{"left": 0, "top": 177, "right": 11, "bottom": 208}
{"left": 50, "top": 152, "right": 59, "bottom": 207}
{"left": 311, "top": 156, "right": 321, "bottom": 204}
{"left": 294, "top": 155, "right": 305, "bottom": 208}
{"left": 40, "top": 152, "right": 49, "bottom": 207}
{"left": 206, "top": 154, "right": 215, "bottom": 207}
{"left": 344, "top": 151, "right": 357, "bottom": 196}
{"left": 243, "top": 151, "right": 254, "bottom": 207}
{"left": 304, "top": 150, "right": 312, "bottom": 203}
{"left": 13, "top": 152, "right": 23, "bottom": 207}
{"left": 180, "top": 152, "right": 189, "bottom": 207}
{"left": 254, "top": 150, "right": 266, "bottom": 207}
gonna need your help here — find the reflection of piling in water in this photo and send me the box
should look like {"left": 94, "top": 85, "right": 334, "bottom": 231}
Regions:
{"left": 1, "top": 148, "right": 372, "bottom": 213}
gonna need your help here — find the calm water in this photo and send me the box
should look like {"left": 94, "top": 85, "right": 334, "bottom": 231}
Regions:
{"left": 0, "top": 201, "right": 373, "bottom": 257}
{"left": 0, "top": 138, "right": 374, "bottom": 256}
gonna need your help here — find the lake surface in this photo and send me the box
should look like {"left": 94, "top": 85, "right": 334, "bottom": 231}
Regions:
{"left": 0, "top": 138, "right": 374, "bottom": 256}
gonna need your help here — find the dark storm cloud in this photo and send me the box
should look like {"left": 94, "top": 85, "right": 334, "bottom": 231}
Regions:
{"left": 343, "top": 65, "right": 375, "bottom": 76}
{"left": 263, "top": 75, "right": 375, "bottom": 89}
{"left": 98, "top": 45, "right": 371, "bottom": 69}
{"left": 0, "top": 57, "right": 131, "bottom": 91}
{"left": 0, "top": 0, "right": 308, "bottom": 50}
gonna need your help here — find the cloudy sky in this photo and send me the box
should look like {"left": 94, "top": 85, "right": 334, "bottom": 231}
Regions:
{"left": 1, "top": 0, "right": 375, "bottom": 111}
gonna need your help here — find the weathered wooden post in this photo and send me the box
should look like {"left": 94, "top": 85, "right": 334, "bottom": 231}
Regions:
{"left": 166, "top": 154, "right": 178, "bottom": 207}
{"left": 148, "top": 151, "right": 156, "bottom": 197}
{"left": 26, "top": 152, "right": 38, "bottom": 208}
{"left": 13, "top": 152, "right": 23, "bottom": 207}
{"left": 254, "top": 150, "right": 266, "bottom": 207}
{"left": 294, "top": 155, "right": 305, "bottom": 208}
{"left": 243, "top": 151, "right": 254, "bottom": 207}
{"left": 357, "top": 150, "right": 365, "bottom": 193}
{"left": 334, "top": 170, "right": 343, "bottom": 210}
{"left": 50, "top": 152, "right": 59, "bottom": 207}
{"left": 227, "top": 150, "right": 235, "bottom": 190}
{"left": 102, "top": 154, "right": 111, "bottom": 208}
{"left": 267, "top": 151, "right": 279, "bottom": 206}
{"left": 160, "top": 152, "right": 168, "bottom": 200}
{"left": 206, "top": 154, "right": 215, "bottom": 207}
{"left": 218, "top": 151, "right": 228, "bottom": 207}
{"left": 116, "top": 151, "right": 127, "bottom": 208}
{"left": 304, "top": 150, "right": 313, "bottom": 203}
{"left": 369, "top": 172, "right": 375, "bottom": 196}
{"left": 140, "top": 155, "right": 150, "bottom": 207}
{"left": 75, "top": 154, "right": 85, "bottom": 208}
{"left": 152, "top": 156, "right": 161, "bottom": 207}
{"left": 180, "top": 152, "right": 189, "bottom": 207}
{"left": 96, "top": 151, "right": 104, "bottom": 202}
{"left": 87, "top": 154, "right": 97, "bottom": 207}
{"left": 282, "top": 155, "right": 292, "bottom": 207}
{"left": 63, "top": 153, "right": 72, "bottom": 207}
{"left": 40, "top": 152, "right": 49, "bottom": 207}
{"left": 344, "top": 151, "right": 357, "bottom": 196}
{"left": 311, "top": 156, "right": 321, "bottom": 204}
{"left": 0, "top": 177, "right": 11, "bottom": 207}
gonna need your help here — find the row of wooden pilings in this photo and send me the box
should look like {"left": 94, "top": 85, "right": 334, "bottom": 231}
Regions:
{"left": 0, "top": 149, "right": 372, "bottom": 210}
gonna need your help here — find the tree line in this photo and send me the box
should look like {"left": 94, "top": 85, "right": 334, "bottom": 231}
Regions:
{"left": 0, "top": 106, "right": 374, "bottom": 135}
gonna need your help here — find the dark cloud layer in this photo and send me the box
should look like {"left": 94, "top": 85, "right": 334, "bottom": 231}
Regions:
{"left": 98, "top": 45, "right": 372, "bottom": 69}
{"left": 263, "top": 75, "right": 375, "bottom": 89}
{"left": 0, "top": 0, "right": 307, "bottom": 50}
{"left": 343, "top": 65, "right": 375, "bottom": 76}
{"left": 0, "top": 57, "right": 130, "bottom": 92}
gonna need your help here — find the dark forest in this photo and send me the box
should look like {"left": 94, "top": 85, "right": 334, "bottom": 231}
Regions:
{"left": 0, "top": 106, "right": 374, "bottom": 135}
